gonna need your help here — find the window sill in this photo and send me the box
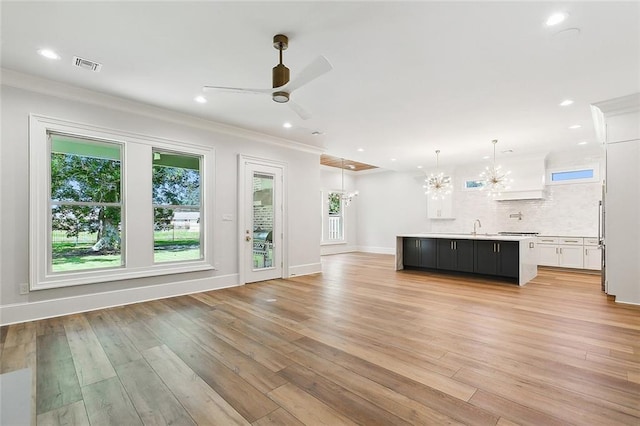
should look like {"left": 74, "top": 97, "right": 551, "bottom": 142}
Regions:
{"left": 321, "top": 241, "right": 347, "bottom": 246}
{"left": 32, "top": 261, "right": 215, "bottom": 291}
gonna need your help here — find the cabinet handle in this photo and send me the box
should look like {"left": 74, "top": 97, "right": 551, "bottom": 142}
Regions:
{"left": 497, "top": 243, "right": 500, "bottom": 253}
{"left": 555, "top": 248, "right": 558, "bottom": 254}
{"left": 416, "top": 240, "right": 419, "bottom": 248}
{"left": 565, "top": 240, "right": 579, "bottom": 243}
{"left": 560, "top": 248, "right": 563, "bottom": 254}
{"left": 493, "top": 243, "right": 496, "bottom": 252}
{"left": 585, "top": 248, "right": 588, "bottom": 256}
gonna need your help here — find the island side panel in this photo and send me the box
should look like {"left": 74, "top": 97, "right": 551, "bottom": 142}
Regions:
{"left": 396, "top": 236, "right": 404, "bottom": 270}
{"left": 518, "top": 238, "right": 538, "bottom": 285}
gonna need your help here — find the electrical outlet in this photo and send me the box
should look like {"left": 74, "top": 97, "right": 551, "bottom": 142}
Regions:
{"left": 19, "top": 283, "right": 29, "bottom": 295}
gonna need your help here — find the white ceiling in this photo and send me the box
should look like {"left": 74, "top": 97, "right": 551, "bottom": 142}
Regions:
{"left": 2, "top": 1, "right": 639, "bottom": 171}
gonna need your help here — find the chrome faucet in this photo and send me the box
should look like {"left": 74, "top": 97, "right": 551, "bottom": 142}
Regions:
{"left": 473, "top": 219, "right": 482, "bottom": 235}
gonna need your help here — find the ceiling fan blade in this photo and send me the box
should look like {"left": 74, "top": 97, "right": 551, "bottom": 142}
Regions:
{"left": 288, "top": 100, "right": 312, "bottom": 120}
{"left": 203, "top": 85, "right": 273, "bottom": 95}
{"left": 282, "top": 55, "right": 332, "bottom": 93}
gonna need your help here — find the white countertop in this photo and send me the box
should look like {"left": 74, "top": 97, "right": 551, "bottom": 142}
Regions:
{"left": 397, "top": 233, "right": 536, "bottom": 241}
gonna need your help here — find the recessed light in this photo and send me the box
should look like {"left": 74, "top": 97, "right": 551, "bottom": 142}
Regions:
{"left": 357, "top": 148, "right": 364, "bottom": 152}
{"left": 546, "top": 12, "right": 567, "bottom": 27}
{"left": 38, "top": 48, "right": 60, "bottom": 60}
{"left": 559, "top": 99, "right": 574, "bottom": 106}
{"left": 194, "top": 96, "right": 207, "bottom": 104}
{"left": 283, "top": 122, "right": 292, "bottom": 128}
{"left": 348, "top": 165, "right": 356, "bottom": 170}
{"left": 569, "top": 124, "right": 582, "bottom": 129}
{"left": 417, "top": 165, "right": 423, "bottom": 169}
{"left": 578, "top": 141, "right": 588, "bottom": 145}
{"left": 390, "top": 158, "right": 397, "bottom": 162}
{"left": 483, "top": 155, "right": 491, "bottom": 160}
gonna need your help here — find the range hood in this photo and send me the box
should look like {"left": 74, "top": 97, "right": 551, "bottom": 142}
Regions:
{"left": 492, "top": 156, "right": 546, "bottom": 201}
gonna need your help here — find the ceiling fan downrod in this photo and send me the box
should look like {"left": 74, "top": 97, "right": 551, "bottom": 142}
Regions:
{"left": 272, "top": 34, "right": 290, "bottom": 103}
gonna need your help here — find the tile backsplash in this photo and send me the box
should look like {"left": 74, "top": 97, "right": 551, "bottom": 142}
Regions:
{"left": 428, "top": 182, "right": 602, "bottom": 237}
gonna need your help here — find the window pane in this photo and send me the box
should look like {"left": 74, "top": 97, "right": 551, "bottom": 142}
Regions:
{"left": 551, "top": 169, "right": 594, "bottom": 181}
{"left": 154, "top": 207, "right": 202, "bottom": 263}
{"left": 153, "top": 151, "right": 201, "bottom": 205}
{"left": 327, "top": 192, "right": 343, "bottom": 240}
{"left": 51, "top": 205, "right": 122, "bottom": 272}
{"left": 253, "top": 173, "right": 274, "bottom": 269}
{"left": 51, "top": 138, "right": 121, "bottom": 203}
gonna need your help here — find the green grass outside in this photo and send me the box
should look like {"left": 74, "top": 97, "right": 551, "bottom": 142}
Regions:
{"left": 52, "top": 231, "right": 201, "bottom": 272}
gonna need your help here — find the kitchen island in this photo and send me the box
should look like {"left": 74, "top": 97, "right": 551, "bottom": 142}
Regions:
{"left": 396, "top": 233, "right": 538, "bottom": 285}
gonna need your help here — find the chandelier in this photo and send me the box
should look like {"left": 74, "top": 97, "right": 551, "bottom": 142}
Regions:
{"left": 480, "top": 139, "right": 512, "bottom": 196}
{"left": 423, "top": 150, "right": 451, "bottom": 199}
{"left": 340, "top": 158, "right": 358, "bottom": 206}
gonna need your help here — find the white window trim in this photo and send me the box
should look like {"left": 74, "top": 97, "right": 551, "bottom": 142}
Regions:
{"left": 546, "top": 164, "right": 600, "bottom": 185}
{"left": 29, "top": 114, "right": 215, "bottom": 290}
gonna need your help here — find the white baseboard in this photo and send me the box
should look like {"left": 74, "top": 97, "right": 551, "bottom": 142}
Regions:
{"left": 0, "top": 274, "right": 239, "bottom": 326}
{"left": 320, "top": 245, "right": 357, "bottom": 256}
{"left": 288, "top": 263, "right": 322, "bottom": 277}
{"left": 356, "top": 246, "right": 395, "bottom": 255}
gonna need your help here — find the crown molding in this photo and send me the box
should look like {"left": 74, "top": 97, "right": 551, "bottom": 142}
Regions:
{"left": 1, "top": 68, "right": 325, "bottom": 155}
{"left": 591, "top": 93, "right": 640, "bottom": 117}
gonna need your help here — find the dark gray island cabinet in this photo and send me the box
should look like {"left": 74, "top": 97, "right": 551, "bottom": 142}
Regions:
{"left": 396, "top": 234, "right": 538, "bottom": 286}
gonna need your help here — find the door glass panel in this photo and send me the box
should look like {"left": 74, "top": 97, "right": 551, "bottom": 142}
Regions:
{"left": 253, "top": 173, "right": 274, "bottom": 270}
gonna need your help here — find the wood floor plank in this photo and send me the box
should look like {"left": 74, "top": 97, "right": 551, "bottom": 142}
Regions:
{"left": 36, "top": 333, "right": 82, "bottom": 415}
{"left": 62, "top": 315, "right": 116, "bottom": 386}
{"left": 291, "top": 337, "right": 497, "bottom": 426}
{"left": 81, "top": 376, "right": 142, "bottom": 426}
{"left": 115, "top": 358, "right": 196, "bottom": 425}
{"left": 251, "top": 408, "right": 304, "bottom": 426}
{"left": 36, "top": 400, "right": 90, "bottom": 426}
{"left": 4, "top": 321, "right": 36, "bottom": 347}
{"left": 143, "top": 316, "right": 279, "bottom": 422}
{"left": 85, "top": 311, "right": 142, "bottom": 367}
{"left": 267, "top": 383, "right": 359, "bottom": 426}
{"left": 143, "top": 345, "right": 250, "bottom": 426}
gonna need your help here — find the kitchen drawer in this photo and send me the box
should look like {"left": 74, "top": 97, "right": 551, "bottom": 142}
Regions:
{"left": 559, "top": 237, "right": 583, "bottom": 245}
{"left": 537, "top": 237, "right": 559, "bottom": 244}
{"left": 584, "top": 238, "right": 599, "bottom": 246}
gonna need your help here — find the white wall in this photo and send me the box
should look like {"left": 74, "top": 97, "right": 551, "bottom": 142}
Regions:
{"left": 0, "top": 81, "right": 321, "bottom": 324}
{"left": 355, "top": 170, "right": 430, "bottom": 253}
{"left": 354, "top": 149, "right": 604, "bottom": 252}
{"left": 319, "top": 166, "right": 358, "bottom": 255}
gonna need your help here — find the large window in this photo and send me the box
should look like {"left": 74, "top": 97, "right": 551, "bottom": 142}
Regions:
{"left": 30, "top": 114, "right": 214, "bottom": 290}
{"left": 152, "top": 150, "right": 203, "bottom": 263}
{"left": 50, "top": 134, "right": 123, "bottom": 273}
{"left": 547, "top": 164, "right": 599, "bottom": 185}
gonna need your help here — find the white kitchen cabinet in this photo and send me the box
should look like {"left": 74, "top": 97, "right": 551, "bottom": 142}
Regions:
{"left": 427, "top": 195, "right": 454, "bottom": 219}
{"left": 537, "top": 237, "right": 585, "bottom": 269}
{"left": 583, "top": 238, "right": 602, "bottom": 271}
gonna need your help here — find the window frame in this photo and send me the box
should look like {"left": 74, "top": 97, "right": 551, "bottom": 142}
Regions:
{"left": 48, "top": 133, "right": 125, "bottom": 274}
{"left": 30, "top": 114, "right": 215, "bottom": 291}
{"left": 546, "top": 164, "right": 600, "bottom": 185}
{"left": 152, "top": 148, "right": 204, "bottom": 264}
{"left": 321, "top": 190, "right": 346, "bottom": 245}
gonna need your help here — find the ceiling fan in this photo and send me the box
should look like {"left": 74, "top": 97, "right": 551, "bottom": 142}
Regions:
{"left": 203, "top": 34, "right": 332, "bottom": 120}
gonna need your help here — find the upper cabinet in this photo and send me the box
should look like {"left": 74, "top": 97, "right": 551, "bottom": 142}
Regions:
{"left": 427, "top": 195, "right": 454, "bottom": 219}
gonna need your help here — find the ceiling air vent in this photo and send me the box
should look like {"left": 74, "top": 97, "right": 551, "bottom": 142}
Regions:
{"left": 72, "top": 56, "right": 102, "bottom": 72}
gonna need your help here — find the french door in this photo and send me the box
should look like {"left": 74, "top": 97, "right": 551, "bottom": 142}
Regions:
{"left": 239, "top": 156, "right": 285, "bottom": 283}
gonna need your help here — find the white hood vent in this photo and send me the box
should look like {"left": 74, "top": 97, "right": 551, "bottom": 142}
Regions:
{"left": 73, "top": 56, "right": 102, "bottom": 72}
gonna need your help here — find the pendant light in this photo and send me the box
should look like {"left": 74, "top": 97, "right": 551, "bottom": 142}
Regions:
{"left": 340, "top": 158, "right": 358, "bottom": 206}
{"left": 423, "top": 150, "right": 451, "bottom": 199}
{"left": 480, "top": 139, "right": 512, "bottom": 196}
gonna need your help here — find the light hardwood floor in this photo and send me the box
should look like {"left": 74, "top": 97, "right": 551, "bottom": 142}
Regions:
{"left": 1, "top": 253, "right": 639, "bottom": 425}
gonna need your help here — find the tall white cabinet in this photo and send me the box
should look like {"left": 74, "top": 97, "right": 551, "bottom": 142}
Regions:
{"left": 591, "top": 93, "right": 640, "bottom": 305}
